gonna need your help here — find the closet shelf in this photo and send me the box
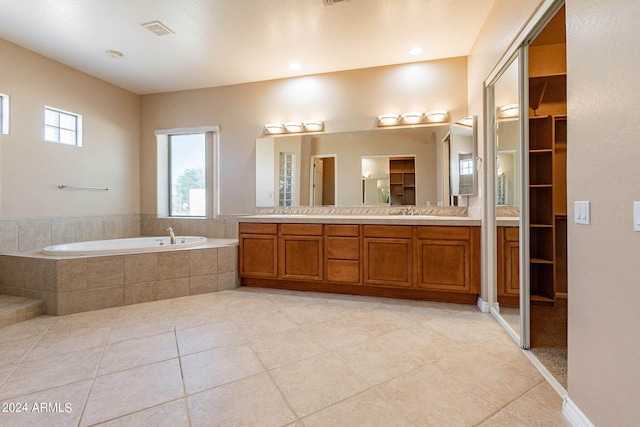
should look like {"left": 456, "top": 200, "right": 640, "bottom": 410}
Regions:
{"left": 531, "top": 258, "right": 554, "bottom": 265}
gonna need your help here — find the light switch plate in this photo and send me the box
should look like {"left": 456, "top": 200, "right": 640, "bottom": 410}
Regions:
{"left": 575, "top": 201, "right": 591, "bottom": 225}
{"left": 634, "top": 201, "right": 640, "bottom": 231}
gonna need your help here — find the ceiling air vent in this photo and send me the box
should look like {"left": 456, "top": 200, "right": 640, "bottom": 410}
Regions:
{"left": 141, "top": 21, "right": 175, "bottom": 37}
{"left": 323, "top": 0, "right": 349, "bottom": 6}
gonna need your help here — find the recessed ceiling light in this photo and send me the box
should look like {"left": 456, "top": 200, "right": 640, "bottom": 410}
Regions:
{"left": 105, "top": 49, "right": 124, "bottom": 59}
{"left": 141, "top": 21, "right": 175, "bottom": 37}
{"left": 408, "top": 46, "right": 423, "bottom": 56}
{"left": 289, "top": 62, "right": 302, "bottom": 71}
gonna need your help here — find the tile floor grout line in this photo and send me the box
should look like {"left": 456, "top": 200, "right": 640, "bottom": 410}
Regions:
{"left": 434, "top": 353, "right": 547, "bottom": 412}
{"left": 502, "top": 379, "right": 561, "bottom": 424}
{"left": 371, "top": 387, "right": 421, "bottom": 427}
{"left": 0, "top": 320, "right": 54, "bottom": 390}
{"left": 248, "top": 303, "right": 304, "bottom": 425}
{"left": 81, "top": 398, "right": 187, "bottom": 427}
{"left": 172, "top": 316, "right": 194, "bottom": 427}
{"left": 75, "top": 308, "right": 121, "bottom": 427}
{"left": 470, "top": 377, "right": 547, "bottom": 427}
{"left": 246, "top": 335, "right": 302, "bottom": 425}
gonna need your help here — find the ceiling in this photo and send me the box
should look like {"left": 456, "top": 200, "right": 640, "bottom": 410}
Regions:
{"left": 0, "top": 0, "right": 495, "bottom": 95}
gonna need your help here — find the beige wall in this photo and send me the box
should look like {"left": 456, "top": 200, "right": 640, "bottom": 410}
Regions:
{"left": 566, "top": 0, "right": 640, "bottom": 424}
{"left": 0, "top": 39, "right": 140, "bottom": 219}
{"left": 140, "top": 57, "right": 468, "bottom": 215}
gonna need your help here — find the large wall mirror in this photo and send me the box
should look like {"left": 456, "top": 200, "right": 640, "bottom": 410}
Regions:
{"left": 256, "top": 118, "right": 477, "bottom": 208}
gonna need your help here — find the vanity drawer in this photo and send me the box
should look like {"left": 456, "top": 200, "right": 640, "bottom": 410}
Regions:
{"left": 326, "top": 237, "right": 359, "bottom": 260}
{"left": 416, "top": 226, "right": 470, "bottom": 240}
{"left": 280, "top": 224, "right": 323, "bottom": 236}
{"left": 363, "top": 225, "right": 412, "bottom": 239}
{"left": 326, "top": 224, "right": 359, "bottom": 237}
{"left": 327, "top": 260, "right": 360, "bottom": 283}
{"left": 239, "top": 223, "right": 277, "bottom": 235}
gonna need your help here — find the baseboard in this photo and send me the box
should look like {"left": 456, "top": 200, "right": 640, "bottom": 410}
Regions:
{"left": 563, "top": 397, "right": 595, "bottom": 427}
{"left": 477, "top": 296, "right": 490, "bottom": 312}
{"left": 522, "top": 350, "right": 567, "bottom": 397}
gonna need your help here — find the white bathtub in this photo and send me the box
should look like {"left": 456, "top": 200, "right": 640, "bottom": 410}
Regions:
{"left": 42, "top": 236, "right": 224, "bottom": 256}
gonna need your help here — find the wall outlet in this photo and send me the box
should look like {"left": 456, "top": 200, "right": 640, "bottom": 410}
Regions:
{"left": 575, "top": 201, "right": 591, "bottom": 225}
{"left": 634, "top": 201, "right": 640, "bottom": 231}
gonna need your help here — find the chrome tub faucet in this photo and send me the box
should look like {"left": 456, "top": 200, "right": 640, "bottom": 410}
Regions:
{"left": 167, "top": 227, "right": 176, "bottom": 244}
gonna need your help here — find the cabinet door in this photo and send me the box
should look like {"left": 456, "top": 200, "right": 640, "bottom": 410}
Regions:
{"left": 363, "top": 238, "right": 412, "bottom": 288}
{"left": 504, "top": 241, "right": 520, "bottom": 296}
{"left": 417, "top": 239, "right": 471, "bottom": 292}
{"left": 279, "top": 236, "right": 323, "bottom": 281}
{"left": 239, "top": 234, "right": 278, "bottom": 278}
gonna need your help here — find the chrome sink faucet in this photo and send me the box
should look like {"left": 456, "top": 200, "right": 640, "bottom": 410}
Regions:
{"left": 167, "top": 227, "right": 176, "bottom": 244}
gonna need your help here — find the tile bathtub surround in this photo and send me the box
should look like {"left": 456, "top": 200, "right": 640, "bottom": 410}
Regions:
{"left": 0, "top": 288, "right": 570, "bottom": 426}
{"left": 0, "top": 214, "right": 141, "bottom": 253}
{"left": 140, "top": 214, "right": 240, "bottom": 239}
{"left": 0, "top": 245, "right": 239, "bottom": 315}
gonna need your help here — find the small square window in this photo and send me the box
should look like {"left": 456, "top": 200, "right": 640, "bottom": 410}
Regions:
{"left": 460, "top": 158, "right": 474, "bottom": 176}
{"left": 44, "top": 106, "right": 82, "bottom": 146}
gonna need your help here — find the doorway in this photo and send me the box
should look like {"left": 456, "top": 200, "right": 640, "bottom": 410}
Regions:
{"left": 526, "top": 4, "right": 568, "bottom": 389}
{"left": 485, "top": 0, "right": 568, "bottom": 393}
{"left": 311, "top": 155, "right": 336, "bottom": 206}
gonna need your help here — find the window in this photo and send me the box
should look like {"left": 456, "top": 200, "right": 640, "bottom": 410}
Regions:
{"left": 460, "top": 158, "right": 473, "bottom": 176}
{"left": 155, "top": 126, "right": 219, "bottom": 218}
{"left": 279, "top": 152, "right": 295, "bottom": 207}
{"left": 0, "top": 93, "right": 8, "bottom": 134}
{"left": 45, "top": 106, "right": 82, "bottom": 146}
{"left": 169, "top": 133, "right": 206, "bottom": 216}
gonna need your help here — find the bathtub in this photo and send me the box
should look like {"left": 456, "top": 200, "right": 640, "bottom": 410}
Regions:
{"left": 42, "top": 236, "right": 217, "bottom": 256}
{"left": 0, "top": 236, "right": 239, "bottom": 315}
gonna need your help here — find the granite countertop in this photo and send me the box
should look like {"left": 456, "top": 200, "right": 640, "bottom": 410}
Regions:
{"left": 238, "top": 214, "right": 481, "bottom": 226}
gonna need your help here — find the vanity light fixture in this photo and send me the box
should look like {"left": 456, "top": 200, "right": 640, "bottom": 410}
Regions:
{"left": 424, "top": 110, "right": 450, "bottom": 123}
{"left": 376, "top": 113, "right": 401, "bottom": 126}
{"left": 408, "top": 46, "right": 423, "bottom": 56}
{"left": 284, "top": 122, "right": 304, "bottom": 132}
{"left": 401, "top": 111, "right": 424, "bottom": 124}
{"left": 498, "top": 103, "right": 519, "bottom": 118}
{"left": 264, "top": 123, "right": 286, "bottom": 134}
{"left": 303, "top": 120, "right": 324, "bottom": 131}
{"left": 377, "top": 110, "right": 450, "bottom": 127}
{"left": 264, "top": 120, "right": 324, "bottom": 134}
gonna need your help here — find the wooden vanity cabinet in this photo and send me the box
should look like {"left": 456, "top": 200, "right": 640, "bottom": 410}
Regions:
{"left": 497, "top": 226, "right": 520, "bottom": 308}
{"left": 416, "top": 226, "right": 480, "bottom": 294}
{"left": 325, "top": 225, "right": 360, "bottom": 283}
{"left": 238, "top": 223, "right": 278, "bottom": 278}
{"left": 363, "top": 225, "right": 413, "bottom": 288}
{"left": 239, "top": 221, "right": 481, "bottom": 304}
{"left": 279, "top": 224, "right": 323, "bottom": 281}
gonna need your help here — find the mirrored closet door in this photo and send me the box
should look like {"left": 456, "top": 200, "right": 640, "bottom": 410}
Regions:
{"left": 487, "top": 51, "right": 528, "bottom": 347}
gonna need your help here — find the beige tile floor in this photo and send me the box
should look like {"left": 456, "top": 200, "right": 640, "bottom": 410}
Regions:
{"left": 0, "top": 287, "right": 571, "bottom": 427}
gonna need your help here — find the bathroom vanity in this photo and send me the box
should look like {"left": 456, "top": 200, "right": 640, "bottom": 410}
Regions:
{"left": 238, "top": 215, "right": 481, "bottom": 304}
